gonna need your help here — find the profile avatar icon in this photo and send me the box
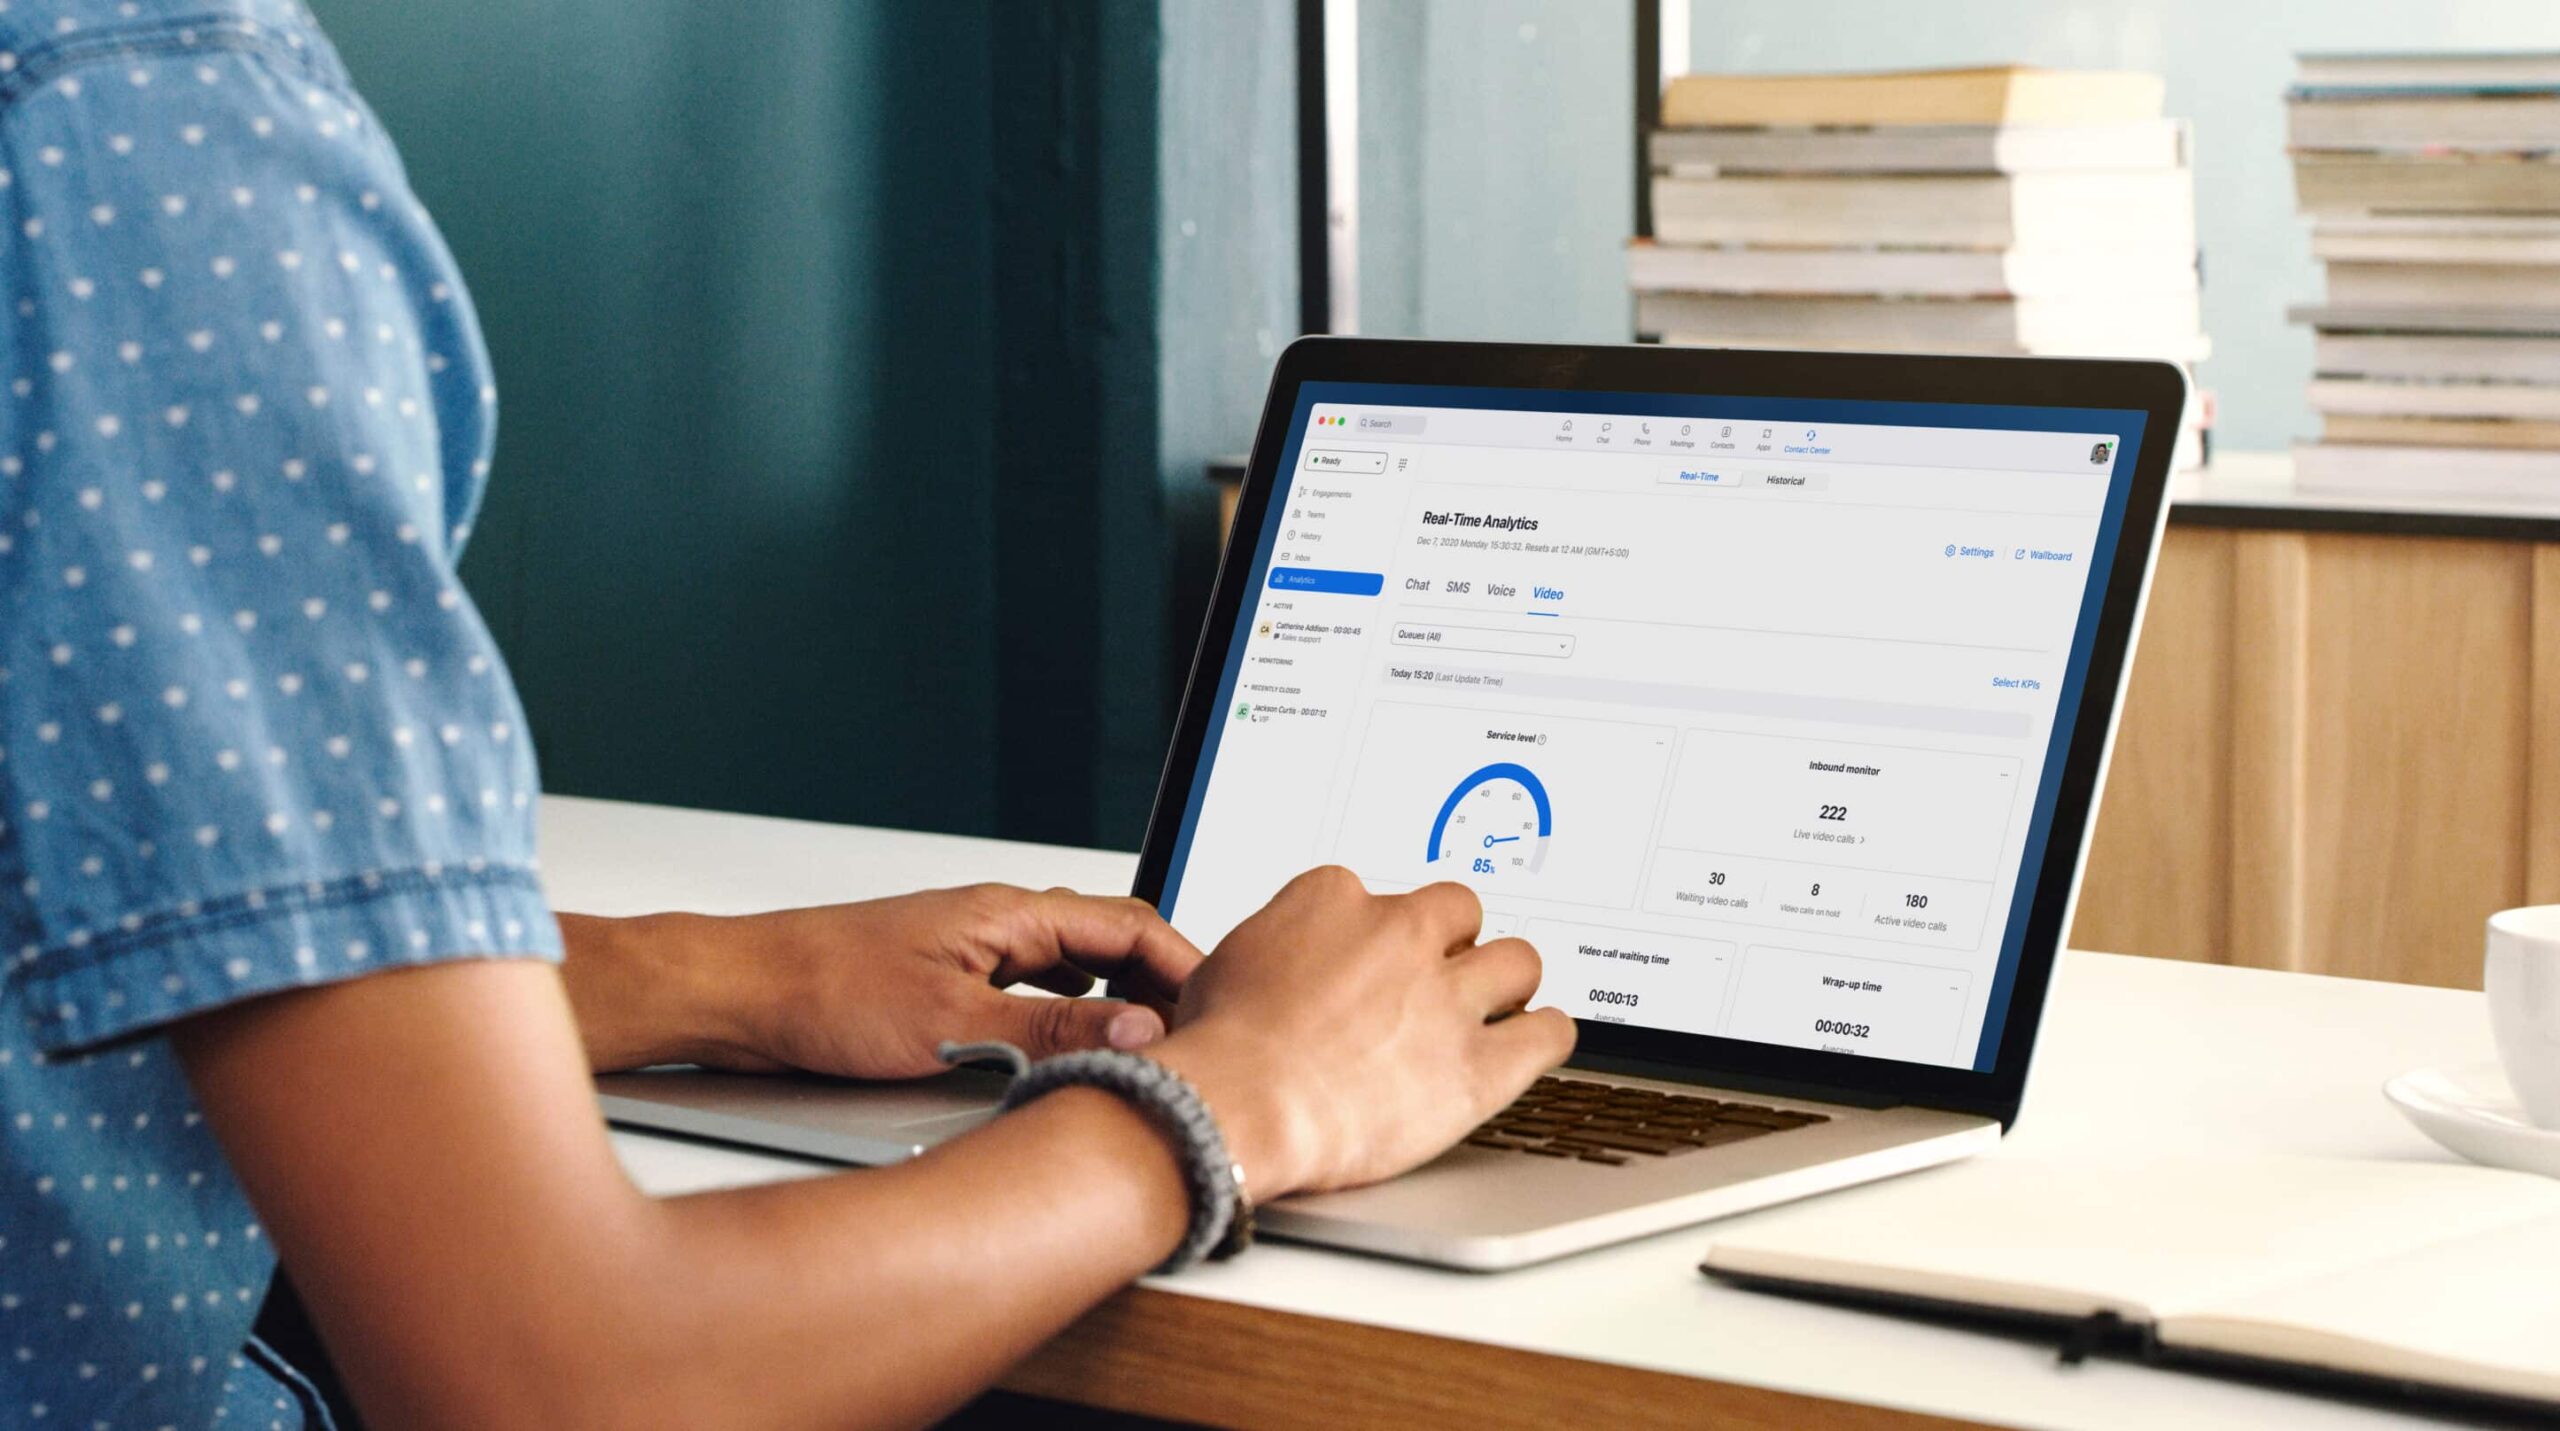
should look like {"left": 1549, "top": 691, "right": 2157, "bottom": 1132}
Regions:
{"left": 2089, "top": 441, "right": 2114, "bottom": 465}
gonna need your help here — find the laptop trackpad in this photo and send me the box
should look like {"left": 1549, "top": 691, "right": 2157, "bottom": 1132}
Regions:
{"left": 597, "top": 1066, "right": 1008, "bottom": 1165}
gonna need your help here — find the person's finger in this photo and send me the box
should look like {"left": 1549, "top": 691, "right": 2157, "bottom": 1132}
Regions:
{"left": 1275, "top": 863, "right": 1368, "bottom": 903}
{"left": 1398, "top": 881, "right": 1484, "bottom": 953}
{"left": 1481, "top": 1005, "right": 1578, "bottom": 1085}
{"left": 994, "top": 891, "right": 1203, "bottom": 1012}
{"left": 1448, "top": 937, "right": 1542, "bottom": 1014}
{"left": 965, "top": 988, "right": 1167, "bottom": 1057}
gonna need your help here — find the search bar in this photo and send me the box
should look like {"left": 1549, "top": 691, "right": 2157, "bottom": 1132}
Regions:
{"left": 1391, "top": 622, "right": 1576, "bottom": 659}
{"left": 1355, "top": 413, "right": 1427, "bottom": 434}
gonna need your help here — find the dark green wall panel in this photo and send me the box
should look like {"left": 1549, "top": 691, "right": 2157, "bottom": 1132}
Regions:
{"left": 312, "top": 1, "right": 1291, "bottom": 849}
{"left": 315, "top": 0, "right": 1004, "bottom": 836}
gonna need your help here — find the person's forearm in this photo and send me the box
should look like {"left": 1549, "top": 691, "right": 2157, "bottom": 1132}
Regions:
{"left": 292, "top": 1088, "right": 1194, "bottom": 1430}
{"left": 396, "top": 1090, "right": 1187, "bottom": 1423}
{"left": 619, "top": 1036, "right": 1296, "bottom": 1429}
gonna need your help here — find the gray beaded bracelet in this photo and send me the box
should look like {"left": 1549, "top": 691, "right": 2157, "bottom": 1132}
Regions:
{"left": 938, "top": 1039, "right": 1254, "bottom": 1275}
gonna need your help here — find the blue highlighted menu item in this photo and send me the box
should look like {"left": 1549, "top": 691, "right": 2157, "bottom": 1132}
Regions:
{"left": 1269, "top": 568, "right": 1385, "bottom": 596}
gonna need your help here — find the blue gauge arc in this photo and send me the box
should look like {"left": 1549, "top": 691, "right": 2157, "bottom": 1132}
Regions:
{"left": 1425, "top": 762, "right": 1553, "bottom": 863}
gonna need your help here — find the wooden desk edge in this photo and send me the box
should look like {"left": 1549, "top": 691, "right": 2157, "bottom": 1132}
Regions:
{"left": 1001, "top": 1284, "right": 1996, "bottom": 1431}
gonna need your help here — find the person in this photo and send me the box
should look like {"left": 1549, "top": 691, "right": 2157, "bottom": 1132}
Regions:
{"left": 0, "top": 1, "right": 1574, "bottom": 1425}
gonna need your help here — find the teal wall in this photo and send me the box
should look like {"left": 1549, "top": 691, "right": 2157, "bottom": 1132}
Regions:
{"left": 312, "top": 1, "right": 1294, "bottom": 849}
{"left": 1357, "top": 2, "right": 1633, "bottom": 343}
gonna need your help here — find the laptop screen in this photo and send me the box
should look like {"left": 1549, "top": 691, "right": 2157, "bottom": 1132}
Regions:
{"left": 1157, "top": 380, "right": 2150, "bottom": 1075}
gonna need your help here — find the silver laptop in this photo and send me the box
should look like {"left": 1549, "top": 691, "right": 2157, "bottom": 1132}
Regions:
{"left": 600, "top": 339, "right": 2184, "bottom": 1270}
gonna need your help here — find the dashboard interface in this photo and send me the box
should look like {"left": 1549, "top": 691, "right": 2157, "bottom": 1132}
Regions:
{"left": 1159, "top": 381, "right": 2147, "bottom": 1073}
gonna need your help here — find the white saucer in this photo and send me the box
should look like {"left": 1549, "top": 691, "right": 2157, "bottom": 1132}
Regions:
{"left": 2385, "top": 1062, "right": 2560, "bottom": 1179}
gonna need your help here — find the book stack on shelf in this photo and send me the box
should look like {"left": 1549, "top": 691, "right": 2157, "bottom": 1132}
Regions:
{"left": 2289, "top": 52, "right": 2560, "bottom": 500}
{"left": 1636, "top": 64, "right": 2211, "bottom": 467}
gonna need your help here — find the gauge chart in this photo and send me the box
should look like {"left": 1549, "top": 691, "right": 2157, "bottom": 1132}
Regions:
{"left": 1331, "top": 702, "right": 1670, "bottom": 907}
{"left": 1427, "top": 762, "right": 1552, "bottom": 878}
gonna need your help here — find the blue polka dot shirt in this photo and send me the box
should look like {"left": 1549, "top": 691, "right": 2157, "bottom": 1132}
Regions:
{"left": 0, "top": 3, "right": 560, "bottom": 1425}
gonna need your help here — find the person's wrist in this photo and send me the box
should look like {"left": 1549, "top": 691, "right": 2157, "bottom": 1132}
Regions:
{"left": 1147, "top": 1023, "right": 1315, "bottom": 1200}
{"left": 557, "top": 912, "right": 772, "bottom": 1071}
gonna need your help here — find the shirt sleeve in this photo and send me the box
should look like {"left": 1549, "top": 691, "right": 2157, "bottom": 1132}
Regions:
{"left": 0, "top": 23, "right": 559, "bottom": 1055}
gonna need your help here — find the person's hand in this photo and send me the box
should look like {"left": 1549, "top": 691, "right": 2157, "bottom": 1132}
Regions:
{"left": 1148, "top": 867, "right": 1575, "bottom": 1199}
{"left": 556, "top": 887, "right": 1201, "bottom": 1078}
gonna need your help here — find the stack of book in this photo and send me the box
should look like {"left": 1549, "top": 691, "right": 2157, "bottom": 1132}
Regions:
{"left": 1636, "top": 65, "right": 2210, "bottom": 466}
{"left": 2288, "top": 52, "right": 2560, "bottom": 500}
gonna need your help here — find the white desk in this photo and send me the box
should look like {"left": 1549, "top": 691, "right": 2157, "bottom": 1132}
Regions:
{"left": 545, "top": 795, "right": 2499, "bottom": 1430}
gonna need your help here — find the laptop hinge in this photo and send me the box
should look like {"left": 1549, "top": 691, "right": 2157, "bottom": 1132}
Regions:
{"left": 1564, "top": 1050, "right": 1901, "bottom": 1110}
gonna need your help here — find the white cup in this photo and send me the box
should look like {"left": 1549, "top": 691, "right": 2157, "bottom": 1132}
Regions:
{"left": 2485, "top": 906, "right": 2560, "bottom": 1129}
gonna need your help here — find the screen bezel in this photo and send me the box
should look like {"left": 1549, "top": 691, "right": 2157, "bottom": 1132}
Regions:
{"left": 1132, "top": 338, "right": 2184, "bottom": 1127}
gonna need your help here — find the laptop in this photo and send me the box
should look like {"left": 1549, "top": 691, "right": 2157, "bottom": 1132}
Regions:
{"left": 599, "top": 339, "right": 2185, "bottom": 1270}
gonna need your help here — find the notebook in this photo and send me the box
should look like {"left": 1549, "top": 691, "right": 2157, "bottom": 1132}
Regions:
{"left": 1699, "top": 1155, "right": 2560, "bottom": 1418}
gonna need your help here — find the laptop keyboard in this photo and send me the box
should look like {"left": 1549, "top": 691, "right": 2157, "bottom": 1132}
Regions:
{"left": 1464, "top": 1076, "right": 1829, "bottom": 1165}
